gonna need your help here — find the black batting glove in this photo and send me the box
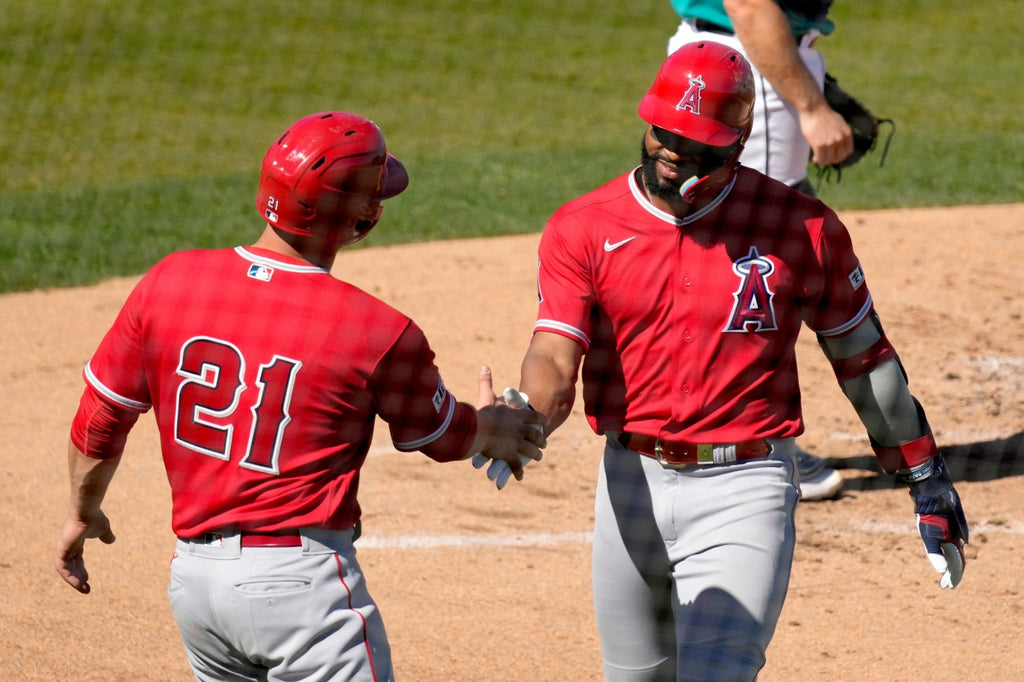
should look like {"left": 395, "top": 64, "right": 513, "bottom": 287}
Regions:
{"left": 898, "top": 457, "right": 969, "bottom": 589}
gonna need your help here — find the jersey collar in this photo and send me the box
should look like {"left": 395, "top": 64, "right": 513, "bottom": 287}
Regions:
{"left": 235, "top": 246, "right": 330, "bottom": 273}
{"left": 628, "top": 167, "right": 735, "bottom": 225}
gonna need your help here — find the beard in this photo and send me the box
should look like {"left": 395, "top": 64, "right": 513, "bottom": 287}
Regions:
{"left": 639, "top": 133, "right": 738, "bottom": 201}
{"left": 640, "top": 138, "right": 694, "bottom": 202}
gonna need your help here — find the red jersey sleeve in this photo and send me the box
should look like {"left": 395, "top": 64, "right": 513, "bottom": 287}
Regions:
{"left": 83, "top": 268, "right": 156, "bottom": 411}
{"left": 802, "top": 208, "right": 875, "bottom": 337}
{"left": 533, "top": 208, "right": 596, "bottom": 349}
{"left": 373, "top": 322, "right": 477, "bottom": 462}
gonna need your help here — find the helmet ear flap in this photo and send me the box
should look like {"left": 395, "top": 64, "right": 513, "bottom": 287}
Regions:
{"left": 338, "top": 205, "right": 385, "bottom": 248}
{"left": 346, "top": 218, "right": 380, "bottom": 246}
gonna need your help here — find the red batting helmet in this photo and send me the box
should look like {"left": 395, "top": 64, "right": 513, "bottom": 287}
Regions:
{"left": 638, "top": 41, "right": 754, "bottom": 147}
{"left": 256, "top": 111, "right": 408, "bottom": 246}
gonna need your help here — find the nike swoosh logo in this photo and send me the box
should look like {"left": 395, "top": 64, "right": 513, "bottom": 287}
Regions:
{"left": 603, "top": 237, "right": 636, "bottom": 252}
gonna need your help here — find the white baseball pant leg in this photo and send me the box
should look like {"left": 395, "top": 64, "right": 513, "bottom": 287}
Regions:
{"left": 592, "top": 437, "right": 799, "bottom": 681}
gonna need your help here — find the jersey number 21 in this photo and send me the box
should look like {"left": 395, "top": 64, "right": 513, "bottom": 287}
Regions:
{"left": 174, "top": 336, "right": 301, "bottom": 475}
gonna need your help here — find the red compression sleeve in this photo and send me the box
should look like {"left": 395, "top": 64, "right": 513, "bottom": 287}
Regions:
{"left": 70, "top": 385, "right": 142, "bottom": 459}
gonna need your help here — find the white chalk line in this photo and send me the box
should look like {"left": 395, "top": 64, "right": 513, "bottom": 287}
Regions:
{"left": 965, "top": 355, "right": 1024, "bottom": 371}
{"left": 359, "top": 521, "right": 1023, "bottom": 549}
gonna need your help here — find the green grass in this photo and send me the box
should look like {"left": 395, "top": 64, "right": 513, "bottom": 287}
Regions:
{"left": 1, "top": 0, "right": 1020, "bottom": 292}
{"left": 812, "top": 2, "right": 1023, "bottom": 207}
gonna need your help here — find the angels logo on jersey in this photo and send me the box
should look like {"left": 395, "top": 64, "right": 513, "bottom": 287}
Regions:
{"left": 724, "top": 246, "right": 778, "bottom": 333}
{"left": 675, "top": 75, "right": 706, "bottom": 114}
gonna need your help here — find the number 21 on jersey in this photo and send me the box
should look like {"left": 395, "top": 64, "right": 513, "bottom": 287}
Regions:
{"left": 174, "top": 336, "right": 301, "bottom": 475}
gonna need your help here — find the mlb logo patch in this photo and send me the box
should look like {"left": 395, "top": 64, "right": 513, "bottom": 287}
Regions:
{"left": 248, "top": 263, "right": 274, "bottom": 282}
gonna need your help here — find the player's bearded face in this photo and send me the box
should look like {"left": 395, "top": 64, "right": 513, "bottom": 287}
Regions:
{"left": 640, "top": 128, "right": 736, "bottom": 201}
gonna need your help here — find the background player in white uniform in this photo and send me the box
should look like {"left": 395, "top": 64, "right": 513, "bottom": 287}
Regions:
{"left": 516, "top": 43, "right": 967, "bottom": 680}
{"left": 54, "top": 111, "right": 547, "bottom": 682}
{"left": 668, "top": 0, "right": 855, "bottom": 500}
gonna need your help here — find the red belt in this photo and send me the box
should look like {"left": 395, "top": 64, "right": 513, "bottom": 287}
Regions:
{"left": 240, "top": 532, "right": 302, "bottom": 547}
{"left": 190, "top": 531, "right": 303, "bottom": 547}
{"left": 616, "top": 432, "right": 771, "bottom": 468}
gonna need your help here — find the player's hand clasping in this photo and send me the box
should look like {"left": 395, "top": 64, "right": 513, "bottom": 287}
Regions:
{"left": 899, "top": 457, "right": 969, "bottom": 589}
{"left": 471, "top": 366, "right": 547, "bottom": 488}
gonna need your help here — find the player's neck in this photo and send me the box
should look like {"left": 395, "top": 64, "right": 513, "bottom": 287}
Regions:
{"left": 251, "top": 225, "right": 338, "bottom": 271}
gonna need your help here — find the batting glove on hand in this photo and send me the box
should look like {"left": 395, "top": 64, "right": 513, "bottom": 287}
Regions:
{"left": 899, "top": 457, "right": 968, "bottom": 589}
{"left": 471, "top": 387, "right": 538, "bottom": 490}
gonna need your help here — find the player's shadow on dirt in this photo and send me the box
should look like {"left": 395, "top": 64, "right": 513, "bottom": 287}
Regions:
{"left": 826, "top": 431, "right": 1024, "bottom": 491}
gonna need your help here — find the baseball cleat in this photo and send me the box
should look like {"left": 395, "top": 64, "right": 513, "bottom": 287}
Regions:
{"left": 795, "top": 448, "right": 843, "bottom": 501}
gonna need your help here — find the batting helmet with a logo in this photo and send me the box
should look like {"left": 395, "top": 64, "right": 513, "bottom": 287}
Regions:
{"left": 638, "top": 41, "right": 754, "bottom": 148}
{"left": 256, "top": 112, "right": 408, "bottom": 246}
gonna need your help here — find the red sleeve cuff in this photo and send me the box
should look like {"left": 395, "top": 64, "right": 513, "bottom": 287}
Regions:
{"left": 871, "top": 430, "right": 938, "bottom": 473}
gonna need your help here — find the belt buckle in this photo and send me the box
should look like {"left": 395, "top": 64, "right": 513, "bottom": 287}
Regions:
{"left": 655, "top": 440, "right": 694, "bottom": 469}
{"left": 654, "top": 440, "right": 671, "bottom": 467}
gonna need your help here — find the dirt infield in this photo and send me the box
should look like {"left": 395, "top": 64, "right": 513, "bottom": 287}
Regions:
{"left": 2, "top": 204, "right": 1021, "bottom": 681}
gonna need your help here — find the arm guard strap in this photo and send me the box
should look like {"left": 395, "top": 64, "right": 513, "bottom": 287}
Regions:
{"left": 871, "top": 428, "right": 938, "bottom": 474}
{"left": 817, "top": 310, "right": 898, "bottom": 382}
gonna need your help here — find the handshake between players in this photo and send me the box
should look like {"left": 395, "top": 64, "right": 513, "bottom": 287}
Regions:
{"left": 472, "top": 366, "right": 546, "bottom": 489}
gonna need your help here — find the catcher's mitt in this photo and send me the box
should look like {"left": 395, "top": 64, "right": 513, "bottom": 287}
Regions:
{"left": 814, "top": 72, "right": 895, "bottom": 183}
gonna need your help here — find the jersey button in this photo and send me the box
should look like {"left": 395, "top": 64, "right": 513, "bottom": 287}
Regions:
{"left": 683, "top": 330, "right": 693, "bottom": 342}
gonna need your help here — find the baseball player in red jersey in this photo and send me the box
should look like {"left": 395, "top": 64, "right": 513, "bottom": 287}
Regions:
{"left": 54, "top": 111, "right": 546, "bottom": 681}
{"left": 516, "top": 43, "right": 968, "bottom": 680}
{"left": 669, "top": 0, "right": 855, "bottom": 501}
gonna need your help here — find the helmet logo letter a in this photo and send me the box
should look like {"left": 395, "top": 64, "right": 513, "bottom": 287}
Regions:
{"left": 675, "top": 75, "right": 705, "bottom": 114}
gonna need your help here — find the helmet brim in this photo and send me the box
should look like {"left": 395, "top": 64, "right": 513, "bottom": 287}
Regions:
{"left": 379, "top": 154, "right": 409, "bottom": 199}
{"left": 638, "top": 97, "right": 744, "bottom": 147}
